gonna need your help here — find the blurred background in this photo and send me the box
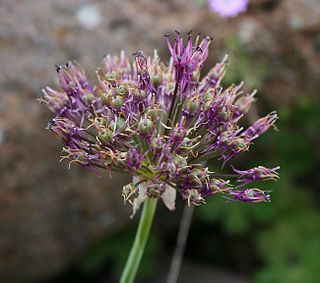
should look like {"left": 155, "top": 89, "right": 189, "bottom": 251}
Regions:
{"left": 0, "top": 0, "right": 319, "bottom": 282}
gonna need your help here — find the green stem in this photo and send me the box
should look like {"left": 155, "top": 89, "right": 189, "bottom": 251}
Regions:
{"left": 119, "top": 198, "right": 158, "bottom": 283}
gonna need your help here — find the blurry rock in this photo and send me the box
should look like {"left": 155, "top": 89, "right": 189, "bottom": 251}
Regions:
{"left": 283, "top": 0, "right": 320, "bottom": 31}
{"left": 237, "top": 18, "right": 276, "bottom": 52}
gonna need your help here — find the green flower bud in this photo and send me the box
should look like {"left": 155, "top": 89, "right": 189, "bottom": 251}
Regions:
{"left": 167, "top": 82, "right": 175, "bottom": 92}
{"left": 133, "top": 90, "right": 147, "bottom": 101}
{"left": 98, "top": 129, "right": 113, "bottom": 143}
{"left": 147, "top": 108, "right": 160, "bottom": 121}
{"left": 104, "top": 72, "right": 118, "bottom": 83}
{"left": 114, "top": 85, "right": 128, "bottom": 97}
{"left": 82, "top": 92, "right": 95, "bottom": 105}
{"left": 151, "top": 74, "right": 163, "bottom": 88}
{"left": 100, "top": 92, "right": 110, "bottom": 105}
{"left": 111, "top": 95, "right": 124, "bottom": 109}
{"left": 138, "top": 119, "right": 154, "bottom": 135}
{"left": 109, "top": 117, "right": 126, "bottom": 132}
{"left": 184, "top": 99, "right": 200, "bottom": 114}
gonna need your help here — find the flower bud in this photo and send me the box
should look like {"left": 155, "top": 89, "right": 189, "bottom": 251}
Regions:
{"left": 167, "top": 82, "right": 175, "bottom": 92}
{"left": 98, "top": 91, "right": 111, "bottom": 105}
{"left": 111, "top": 95, "right": 125, "bottom": 109}
{"left": 97, "top": 129, "right": 113, "bottom": 144}
{"left": 151, "top": 74, "right": 163, "bottom": 88}
{"left": 104, "top": 72, "right": 119, "bottom": 83}
{"left": 109, "top": 117, "right": 126, "bottom": 132}
{"left": 133, "top": 89, "right": 147, "bottom": 101}
{"left": 117, "top": 85, "right": 128, "bottom": 97}
{"left": 147, "top": 108, "right": 160, "bottom": 121}
{"left": 138, "top": 118, "right": 154, "bottom": 135}
{"left": 82, "top": 92, "right": 95, "bottom": 105}
{"left": 183, "top": 99, "right": 200, "bottom": 115}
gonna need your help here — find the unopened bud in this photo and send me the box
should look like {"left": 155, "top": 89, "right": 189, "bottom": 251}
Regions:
{"left": 133, "top": 90, "right": 147, "bottom": 101}
{"left": 138, "top": 119, "right": 154, "bottom": 135}
{"left": 151, "top": 74, "right": 163, "bottom": 88}
{"left": 110, "top": 117, "right": 126, "bottom": 132}
{"left": 111, "top": 96, "right": 124, "bottom": 109}
{"left": 98, "top": 129, "right": 113, "bottom": 143}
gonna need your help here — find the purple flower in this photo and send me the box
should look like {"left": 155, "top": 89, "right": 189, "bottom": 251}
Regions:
{"left": 228, "top": 188, "right": 271, "bottom": 203}
{"left": 40, "top": 32, "right": 279, "bottom": 215}
{"left": 208, "top": 0, "right": 249, "bottom": 18}
{"left": 127, "top": 148, "right": 144, "bottom": 171}
{"left": 233, "top": 166, "right": 280, "bottom": 187}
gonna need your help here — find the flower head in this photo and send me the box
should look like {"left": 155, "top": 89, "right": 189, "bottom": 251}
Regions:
{"left": 208, "top": 0, "right": 249, "bottom": 18}
{"left": 40, "top": 32, "right": 279, "bottom": 216}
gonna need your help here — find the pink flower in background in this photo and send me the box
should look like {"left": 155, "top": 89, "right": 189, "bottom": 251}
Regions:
{"left": 208, "top": 0, "right": 249, "bottom": 18}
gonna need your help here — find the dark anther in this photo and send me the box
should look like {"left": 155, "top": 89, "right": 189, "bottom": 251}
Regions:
{"left": 55, "top": 64, "right": 61, "bottom": 73}
{"left": 164, "top": 33, "right": 170, "bottom": 38}
{"left": 132, "top": 51, "right": 144, "bottom": 58}
{"left": 196, "top": 46, "right": 203, "bottom": 52}
{"left": 47, "top": 120, "right": 55, "bottom": 130}
{"left": 175, "top": 30, "right": 181, "bottom": 35}
{"left": 66, "top": 61, "right": 71, "bottom": 68}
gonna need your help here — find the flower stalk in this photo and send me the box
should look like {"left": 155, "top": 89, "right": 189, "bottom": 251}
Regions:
{"left": 120, "top": 198, "right": 157, "bottom": 283}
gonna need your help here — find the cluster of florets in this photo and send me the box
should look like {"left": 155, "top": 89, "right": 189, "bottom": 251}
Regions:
{"left": 41, "top": 31, "right": 279, "bottom": 215}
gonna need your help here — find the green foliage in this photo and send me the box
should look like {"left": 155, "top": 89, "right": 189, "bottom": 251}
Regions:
{"left": 256, "top": 204, "right": 320, "bottom": 283}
